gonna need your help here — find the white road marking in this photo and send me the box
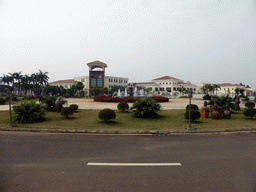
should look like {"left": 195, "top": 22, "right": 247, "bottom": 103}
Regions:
{"left": 87, "top": 163, "right": 181, "bottom": 166}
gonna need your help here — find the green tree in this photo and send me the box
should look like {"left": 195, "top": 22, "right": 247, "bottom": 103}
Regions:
{"left": 201, "top": 83, "right": 213, "bottom": 95}
{"left": 76, "top": 82, "right": 84, "bottom": 96}
{"left": 36, "top": 70, "right": 49, "bottom": 95}
{"left": 103, "top": 87, "right": 109, "bottom": 95}
{"left": 235, "top": 88, "right": 240, "bottom": 95}
{"left": 13, "top": 72, "right": 23, "bottom": 94}
{"left": 213, "top": 84, "right": 220, "bottom": 94}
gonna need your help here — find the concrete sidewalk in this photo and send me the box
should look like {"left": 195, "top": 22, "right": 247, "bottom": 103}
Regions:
{"left": 0, "top": 98, "right": 246, "bottom": 111}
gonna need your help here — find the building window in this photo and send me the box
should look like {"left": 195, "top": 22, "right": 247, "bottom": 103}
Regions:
{"left": 166, "top": 87, "right": 171, "bottom": 91}
{"left": 194, "top": 88, "right": 196, "bottom": 91}
{"left": 160, "top": 88, "right": 164, "bottom": 91}
{"left": 173, "top": 87, "right": 176, "bottom": 91}
{"left": 81, "top": 78, "right": 85, "bottom": 82}
{"left": 97, "top": 79, "right": 103, "bottom": 87}
{"left": 148, "top": 87, "right": 152, "bottom": 91}
{"left": 155, "top": 88, "right": 158, "bottom": 91}
{"left": 163, "top": 83, "right": 165, "bottom": 85}
{"left": 91, "top": 78, "right": 97, "bottom": 87}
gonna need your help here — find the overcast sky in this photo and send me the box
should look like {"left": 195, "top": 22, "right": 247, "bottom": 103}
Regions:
{"left": 1, "top": 0, "right": 256, "bottom": 89}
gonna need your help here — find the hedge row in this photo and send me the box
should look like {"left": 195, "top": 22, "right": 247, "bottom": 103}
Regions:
{"left": 94, "top": 96, "right": 169, "bottom": 102}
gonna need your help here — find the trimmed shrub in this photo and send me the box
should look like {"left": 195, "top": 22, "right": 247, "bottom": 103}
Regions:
{"left": 43, "top": 96, "right": 57, "bottom": 111}
{"left": 69, "top": 104, "right": 79, "bottom": 111}
{"left": 0, "top": 98, "right": 6, "bottom": 105}
{"left": 43, "top": 96, "right": 67, "bottom": 111}
{"left": 184, "top": 110, "right": 201, "bottom": 122}
{"left": 131, "top": 98, "right": 161, "bottom": 118}
{"left": 117, "top": 102, "right": 129, "bottom": 112}
{"left": 208, "top": 96, "right": 235, "bottom": 111}
{"left": 61, "top": 107, "right": 74, "bottom": 119}
{"left": 243, "top": 108, "right": 256, "bottom": 119}
{"left": 179, "top": 96, "right": 188, "bottom": 98}
{"left": 245, "top": 101, "right": 255, "bottom": 108}
{"left": 186, "top": 104, "right": 199, "bottom": 111}
{"left": 22, "top": 95, "right": 29, "bottom": 100}
{"left": 99, "top": 108, "right": 116, "bottom": 122}
{"left": 13, "top": 100, "right": 46, "bottom": 123}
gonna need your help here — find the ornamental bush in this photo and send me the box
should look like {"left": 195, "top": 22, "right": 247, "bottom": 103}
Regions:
{"left": 11, "top": 96, "right": 18, "bottom": 101}
{"left": 22, "top": 95, "right": 29, "bottom": 100}
{"left": 243, "top": 108, "right": 256, "bottom": 119}
{"left": 69, "top": 104, "right": 79, "bottom": 111}
{"left": 99, "top": 108, "right": 116, "bottom": 122}
{"left": 117, "top": 102, "right": 129, "bottom": 112}
{"left": 184, "top": 110, "right": 201, "bottom": 122}
{"left": 186, "top": 104, "right": 199, "bottom": 111}
{"left": 245, "top": 101, "right": 255, "bottom": 108}
{"left": 43, "top": 96, "right": 67, "bottom": 111}
{"left": 131, "top": 98, "right": 161, "bottom": 118}
{"left": 149, "top": 96, "right": 169, "bottom": 102}
{"left": 13, "top": 100, "right": 46, "bottom": 123}
{"left": 0, "top": 98, "right": 6, "bottom": 105}
{"left": 94, "top": 96, "right": 169, "bottom": 102}
{"left": 61, "top": 107, "right": 74, "bottom": 119}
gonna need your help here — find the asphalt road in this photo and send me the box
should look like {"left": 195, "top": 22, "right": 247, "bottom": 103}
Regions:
{"left": 1, "top": 132, "right": 256, "bottom": 192}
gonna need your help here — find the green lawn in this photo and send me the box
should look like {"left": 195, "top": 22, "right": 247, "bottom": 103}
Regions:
{"left": 0, "top": 109, "right": 255, "bottom": 130}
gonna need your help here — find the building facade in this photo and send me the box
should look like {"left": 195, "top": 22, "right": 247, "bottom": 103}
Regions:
{"left": 136, "top": 76, "right": 198, "bottom": 95}
{"left": 49, "top": 60, "right": 129, "bottom": 96}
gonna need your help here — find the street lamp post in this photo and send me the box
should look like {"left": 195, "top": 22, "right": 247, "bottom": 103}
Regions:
{"left": 187, "top": 90, "right": 193, "bottom": 130}
{"left": 6, "top": 91, "right": 13, "bottom": 127}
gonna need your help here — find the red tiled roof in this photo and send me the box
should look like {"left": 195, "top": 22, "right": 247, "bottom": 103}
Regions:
{"left": 219, "top": 83, "right": 242, "bottom": 87}
{"left": 153, "top": 76, "right": 182, "bottom": 81}
{"left": 87, "top": 60, "right": 106, "bottom": 65}
{"left": 49, "top": 79, "right": 76, "bottom": 85}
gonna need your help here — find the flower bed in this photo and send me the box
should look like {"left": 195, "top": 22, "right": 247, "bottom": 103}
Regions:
{"left": 94, "top": 96, "right": 169, "bottom": 102}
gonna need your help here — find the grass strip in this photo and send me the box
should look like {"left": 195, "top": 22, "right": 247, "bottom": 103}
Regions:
{"left": 0, "top": 109, "right": 255, "bottom": 130}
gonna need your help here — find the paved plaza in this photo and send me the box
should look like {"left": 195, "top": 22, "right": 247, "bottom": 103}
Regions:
{"left": 0, "top": 98, "right": 205, "bottom": 111}
{"left": 0, "top": 98, "right": 246, "bottom": 111}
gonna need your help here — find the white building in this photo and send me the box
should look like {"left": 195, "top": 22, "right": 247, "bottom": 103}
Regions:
{"left": 136, "top": 76, "right": 198, "bottom": 96}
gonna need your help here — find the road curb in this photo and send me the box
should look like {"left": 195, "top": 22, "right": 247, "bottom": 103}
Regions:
{"left": 1, "top": 127, "right": 256, "bottom": 135}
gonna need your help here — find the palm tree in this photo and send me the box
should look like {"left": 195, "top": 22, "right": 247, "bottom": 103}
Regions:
{"left": 13, "top": 72, "right": 23, "bottom": 94}
{"left": 20, "top": 75, "right": 32, "bottom": 95}
{"left": 8, "top": 73, "right": 15, "bottom": 91}
{"left": 36, "top": 70, "right": 49, "bottom": 95}
{"left": 1, "top": 74, "right": 11, "bottom": 87}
